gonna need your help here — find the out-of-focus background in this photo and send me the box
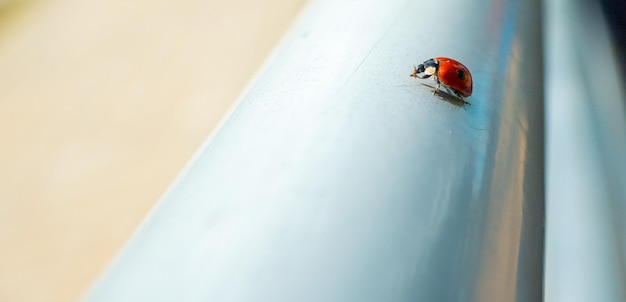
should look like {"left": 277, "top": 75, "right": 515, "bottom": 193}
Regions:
{"left": 0, "top": 0, "right": 307, "bottom": 300}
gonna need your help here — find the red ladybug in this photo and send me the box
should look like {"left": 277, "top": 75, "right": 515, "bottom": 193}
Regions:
{"left": 410, "top": 57, "right": 473, "bottom": 101}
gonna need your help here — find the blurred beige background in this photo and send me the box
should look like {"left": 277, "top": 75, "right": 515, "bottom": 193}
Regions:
{"left": 0, "top": 0, "right": 307, "bottom": 300}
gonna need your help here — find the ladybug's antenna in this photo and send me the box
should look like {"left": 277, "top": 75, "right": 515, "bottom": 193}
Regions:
{"left": 411, "top": 64, "right": 430, "bottom": 79}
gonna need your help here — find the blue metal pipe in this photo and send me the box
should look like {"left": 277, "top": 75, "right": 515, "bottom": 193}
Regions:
{"left": 86, "top": 0, "right": 544, "bottom": 300}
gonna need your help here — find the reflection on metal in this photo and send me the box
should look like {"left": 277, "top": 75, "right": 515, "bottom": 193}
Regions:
{"left": 544, "top": 0, "right": 626, "bottom": 301}
{"left": 86, "top": 0, "right": 544, "bottom": 300}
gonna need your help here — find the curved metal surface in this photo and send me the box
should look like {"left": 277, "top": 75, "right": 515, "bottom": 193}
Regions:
{"left": 544, "top": 0, "right": 626, "bottom": 301}
{"left": 86, "top": 0, "right": 544, "bottom": 301}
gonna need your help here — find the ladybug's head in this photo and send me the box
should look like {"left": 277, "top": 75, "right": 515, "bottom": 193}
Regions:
{"left": 410, "top": 58, "right": 438, "bottom": 79}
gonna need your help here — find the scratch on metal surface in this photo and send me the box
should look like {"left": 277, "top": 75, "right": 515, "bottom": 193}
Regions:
{"left": 338, "top": 1, "right": 413, "bottom": 91}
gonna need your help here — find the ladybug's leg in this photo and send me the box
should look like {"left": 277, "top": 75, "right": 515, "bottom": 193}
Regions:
{"left": 433, "top": 76, "right": 440, "bottom": 95}
{"left": 453, "top": 90, "right": 470, "bottom": 105}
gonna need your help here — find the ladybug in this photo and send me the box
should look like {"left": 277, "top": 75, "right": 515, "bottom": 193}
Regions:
{"left": 410, "top": 57, "right": 473, "bottom": 101}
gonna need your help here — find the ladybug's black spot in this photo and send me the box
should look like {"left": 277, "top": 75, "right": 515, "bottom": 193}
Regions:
{"left": 457, "top": 69, "right": 465, "bottom": 80}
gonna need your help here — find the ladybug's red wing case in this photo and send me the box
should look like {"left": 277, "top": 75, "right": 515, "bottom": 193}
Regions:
{"left": 434, "top": 57, "right": 473, "bottom": 97}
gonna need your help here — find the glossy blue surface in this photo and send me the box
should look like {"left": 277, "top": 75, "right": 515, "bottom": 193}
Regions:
{"left": 86, "top": 0, "right": 544, "bottom": 300}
